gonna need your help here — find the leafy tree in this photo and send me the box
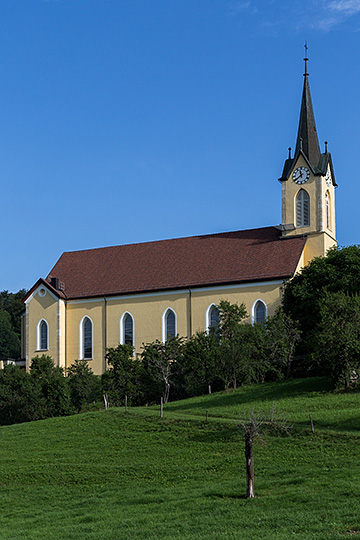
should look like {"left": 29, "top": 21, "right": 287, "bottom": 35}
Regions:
{"left": 0, "top": 310, "right": 21, "bottom": 359}
{"left": 103, "top": 344, "right": 143, "bottom": 406}
{"left": 0, "top": 289, "right": 27, "bottom": 341}
{"left": 0, "top": 365, "right": 40, "bottom": 425}
{"left": 181, "top": 331, "right": 221, "bottom": 396}
{"left": 314, "top": 291, "right": 360, "bottom": 389}
{"left": 67, "top": 359, "right": 100, "bottom": 412}
{"left": 30, "top": 355, "right": 71, "bottom": 418}
{"left": 141, "top": 336, "right": 184, "bottom": 404}
{"left": 265, "top": 308, "right": 301, "bottom": 379}
{"left": 282, "top": 245, "right": 360, "bottom": 359}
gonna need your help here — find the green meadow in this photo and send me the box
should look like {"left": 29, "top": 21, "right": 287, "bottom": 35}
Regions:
{"left": 0, "top": 377, "right": 359, "bottom": 539}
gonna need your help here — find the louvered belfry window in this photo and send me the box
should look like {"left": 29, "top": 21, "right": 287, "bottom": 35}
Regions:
{"left": 325, "top": 191, "right": 330, "bottom": 229}
{"left": 296, "top": 189, "right": 310, "bottom": 227}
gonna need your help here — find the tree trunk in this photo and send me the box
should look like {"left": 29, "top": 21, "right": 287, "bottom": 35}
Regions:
{"left": 245, "top": 432, "right": 255, "bottom": 498}
{"left": 163, "top": 382, "right": 170, "bottom": 404}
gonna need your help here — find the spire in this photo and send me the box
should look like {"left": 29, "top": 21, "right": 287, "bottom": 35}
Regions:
{"left": 294, "top": 46, "right": 321, "bottom": 168}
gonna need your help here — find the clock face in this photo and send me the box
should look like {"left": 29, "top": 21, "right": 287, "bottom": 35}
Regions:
{"left": 293, "top": 166, "right": 310, "bottom": 184}
{"left": 325, "top": 170, "right": 332, "bottom": 187}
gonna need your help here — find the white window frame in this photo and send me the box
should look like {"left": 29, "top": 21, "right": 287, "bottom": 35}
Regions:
{"left": 36, "top": 319, "right": 49, "bottom": 351}
{"left": 119, "top": 312, "right": 135, "bottom": 347}
{"left": 162, "top": 308, "right": 177, "bottom": 343}
{"left": 79, "top": 316, "right": 94, "bottom": 360}
{"left": 205, "top": 303, "right": 220, "bottom": 334}
{"left": 251, "top": 299, "right": 268, "bottom": 325}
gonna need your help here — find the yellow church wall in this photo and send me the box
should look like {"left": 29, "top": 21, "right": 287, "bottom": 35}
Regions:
{"left": 63, "top": 281, "right": 284, "bottom": 374}
{"left": 26, "top": 287, "right": 59, "bottom": 370}
{"left": 66, "top": 301, "right": 106, "bottom": 375}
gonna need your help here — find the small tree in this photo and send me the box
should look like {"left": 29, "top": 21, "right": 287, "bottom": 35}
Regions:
{"left": 67, "top": 359, "right": 100, "bottom": 413}
{"left": 141, "top": 336, "right": 184, "bottom": 404}
{"left": 0, "top": 364, "right": 40, "bottom": 425}
{"left": 315, "top": 291, "right": 360, "bottom": 389}
{"left": 239, "top": 407, "right": 290, "bottom": 498}
{"left": 30, "top": 355, "right": 71, "bottom": 418}
{"left": 265, "top": 308, "right": 301, "bottom": 379}
{"left": 0, "top": 309, "right": 21, "bottom": 359}
{"left": 218, "top": 300, "right": 248, "bottom": 389}
{"left": 181, "top": 331, "right": 220, "bottom": 396}
{"left": 103, "top": 344, "right": 142, "bottom": 406}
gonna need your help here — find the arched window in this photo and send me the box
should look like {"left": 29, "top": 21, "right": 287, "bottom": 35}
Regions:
{"left": 37, "top": 319, "right": 48, "bottom": 350}
{"left": 251, "top": 300, "right": 267, "bottom": 325}
{"left": 162, "top": 308, "right": 176, "bottom": 342}
{"left": 325, "top": 191, "right": 330, "bottom": 229}
{"left": 80, "top": 316, "right": 93, "bottom": 359}
{"left": 120, "top": 312, "right": 134, "bottom": 347}
{"left": 296, "top": 189, "right": 310, "bottom": 227}
{"left": 206, "top": 304, "right": 220, "bottom": 333}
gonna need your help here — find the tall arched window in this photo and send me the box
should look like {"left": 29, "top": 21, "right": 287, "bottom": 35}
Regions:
{"left": 206, "top": 304, "right": 220, "bottom": 333}
{"left": 162, "top": 308, "right": 176, "bottom": 342}
{"left": 251, "top": 300, "right": 267, "bottom": 325}
{"left": 296, "top": 189, "right": 310, "bottom": 227}
{"left": 325, "top": 191, "right": 330, "bottom": 229}
{"left": 37, "top": 319, "right": 48, "bottom": 350}
{"left": 80, "top": 316, "right": 93, "bottom": 359}
{"left": 120, "top": 312, "right": 134, "bottom": 347}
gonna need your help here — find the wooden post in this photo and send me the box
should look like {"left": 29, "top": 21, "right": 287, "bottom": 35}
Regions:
{"left": 208, "top": 384, "right": 212, "bottom": 394}
{"left": 160, "top": 397, "right": 163, "bottom": 418}
{"left": 309, "top": 414, "right": 315, "bottom": 433}
{"left": 206, "top": 410, "right": 208, "bottom": 423}
{"left": 125, "top": 394, "right": 128, "bottom": 413}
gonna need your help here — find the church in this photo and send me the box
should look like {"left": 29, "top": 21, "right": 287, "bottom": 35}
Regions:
{"left": 22, "top": 56, "right": 337, "bottom": 375}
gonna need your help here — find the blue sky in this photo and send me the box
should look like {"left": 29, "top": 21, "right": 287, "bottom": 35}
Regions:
{"left": 1, "top": 0, "right": 360, "bottom": 292}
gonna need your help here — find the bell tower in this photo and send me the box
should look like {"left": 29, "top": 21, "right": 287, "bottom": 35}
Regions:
{"left": 278, "top": 50, "right": 337, "bottom": 264}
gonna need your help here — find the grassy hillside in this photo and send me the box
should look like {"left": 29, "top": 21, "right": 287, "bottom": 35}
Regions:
{"left": 0, "top": 377, "right": 359, "bottom": 539}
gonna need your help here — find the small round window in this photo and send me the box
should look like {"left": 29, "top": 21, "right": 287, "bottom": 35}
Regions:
{"left": 39, "top": 288, "right": 46, "bottom": 297}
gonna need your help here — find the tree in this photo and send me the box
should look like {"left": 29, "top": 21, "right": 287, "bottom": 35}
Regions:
{"left": 265, "top": 308, "right": 301, "bottom": 379}
{"left": 30, "top": 355, "right": 71, "bottom": 418}
{"left": 67, "top": 359, "right": 100, "bottom": 412}
{"left": 141, "top": 336, "right": 184, "bottom": 404}
{"left": 315, "top": 291, "right": 360, "bottom": 389}
{"left": 0, "top": 289, "right": 27, "bottom": 341}
{"left": 282, "top": 245, "right": 360, "bottom": 359}
{"left": 103, "top": 344, "right": 143, "bottom": 406}
{"left": 0, "top": 310, "right": 21, "bottom": 359}
{"left": 181, "top": 331, "right": 220, "bottom": 396}
{"left": 239, "top": 407, "right": 290, "bottom": 498}
{"left": 0, "top": 364, "right": 40, "bottom": 425}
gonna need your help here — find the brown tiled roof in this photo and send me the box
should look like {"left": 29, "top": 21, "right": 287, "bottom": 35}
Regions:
{"left": 34, "top": 226, "right": 306, "bottom": 300}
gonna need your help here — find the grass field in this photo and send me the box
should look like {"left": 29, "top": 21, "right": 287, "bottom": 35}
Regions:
{"left": 0, "top": 377, "right": 359, "bottom": 539}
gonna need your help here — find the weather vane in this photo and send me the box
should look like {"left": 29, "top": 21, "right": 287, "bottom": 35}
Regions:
{"left": 304, "top": 40, "right": 308, "bottom": 58}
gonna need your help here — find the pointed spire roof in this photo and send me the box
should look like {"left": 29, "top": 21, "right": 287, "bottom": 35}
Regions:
{"left": 294, "top": 55, "right": 321, "bottom": 168}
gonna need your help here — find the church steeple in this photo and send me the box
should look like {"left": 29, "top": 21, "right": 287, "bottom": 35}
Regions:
{"left": 293, "top": 53, "right": 321, "bottom": 169}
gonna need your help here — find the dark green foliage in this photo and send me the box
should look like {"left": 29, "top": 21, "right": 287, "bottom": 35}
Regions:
{"left": 0, "top": 309, "right": 21, "bottom": 359}
{"left": 0, "top": 364, "right": 40, "bottom": 424}
{"left": 217, "top": 300, "right": 267, "bottom": 388}
{"left": 141, "top": 336, "right": 184, "bottom": 403}
{"left": 180, "top": 331, "right": 221, "bottom": 396}
{"left": 103, "top": 344, "right": 143, "bottom": 406}
{"left": 0, "top": 289, "right": 26, "bottom": 341}
{"left": 282, "top": 245, "right": 360, "bottom": 360}
{"left": 314, "top": 291, "right": 360, "bottom": 388}
{"left": 67, "top": 360, "right": 101, "bottom": 413}
{"left": 30, "top": 355, "right": 71, "bottom": 418}
{"left": 265, "top": 307, "right": 301, "bottom": 379}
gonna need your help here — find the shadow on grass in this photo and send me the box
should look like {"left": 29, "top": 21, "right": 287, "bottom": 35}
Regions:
{"left": 167, "top": 377, "right": 332, "bottom": 413}
{"left": 296, "top": 415, "right": 360, "bottom": 433}
{"left": 206, "top": 492, "right": 247, "bottom": 500}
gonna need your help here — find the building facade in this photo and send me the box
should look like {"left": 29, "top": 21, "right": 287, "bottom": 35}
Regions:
{"left": 22, "top": 57, "right": 337, "bottom": 375}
